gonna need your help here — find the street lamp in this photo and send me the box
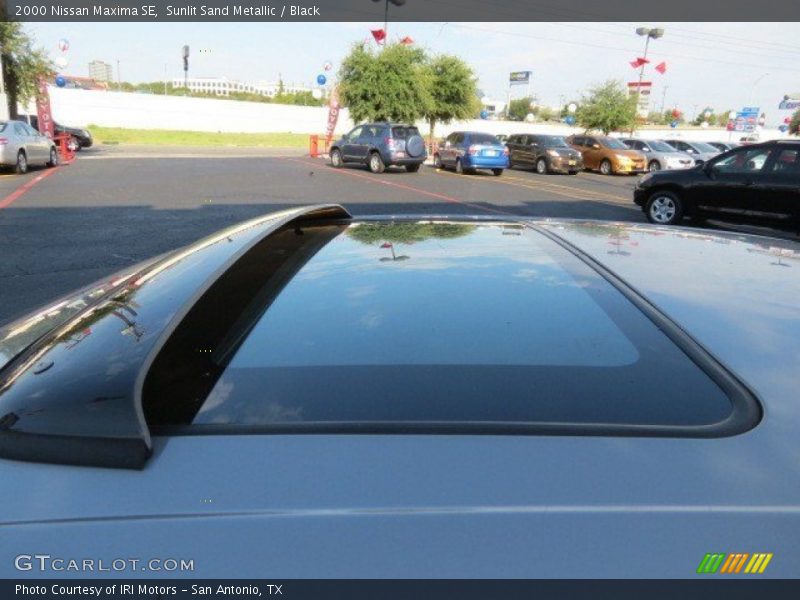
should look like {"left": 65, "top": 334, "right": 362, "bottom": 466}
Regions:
{"left": 631, "top": 27, "right": 665, "bottom": 133}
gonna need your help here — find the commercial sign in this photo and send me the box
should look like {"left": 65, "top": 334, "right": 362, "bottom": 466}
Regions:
{"left": 779, "top": 98, "right": 800, "bottom": 110}
{"left": 35, "top": 78, "right": 55, "bottom": 139}
{"left": 627, "top": 81, "right": 652, "bottom": 117}
{"left": 325, "top": 86, "right": 340, "bottom": 145}
{"left": 509, "top": 71, "right": 531, "bottom": 85}
{"left": 734, "top": 106, "right": 760, "bottom": 132}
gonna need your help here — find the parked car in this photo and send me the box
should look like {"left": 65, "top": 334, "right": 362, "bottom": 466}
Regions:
{"left": 1, "top": 204, "right": 798, "bottom": 578}
{"left": 660, "top": 139, "right": 720, "bottom": 165}
{"left": 17, "top": 114, "right": 93, "bottom": 151}
{"left": 566, "top": 134, "right": 646, "bottom": 175}
{"left": 0, "top": 120, "right": 58, "bottom": 173}
{"left": 434, "top": 131, "right": 509, "bottom": 175}
{"left": 506, "top": 134, "right": 583, "bottom": 174}
{"left": 708, "top": 141, "right": 740, "bottom": 153}
{"left": 330, "top": 123, "right": 426, "bottom": 173}
{"left": 634, "top": 140, "right": 800, "bottom": 227}
{"left": 620, "top": 138, "right": 694, "bottom": 172}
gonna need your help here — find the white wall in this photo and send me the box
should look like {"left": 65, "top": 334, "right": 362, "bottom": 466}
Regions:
{"left": 47, "top": 87, "right": 789, "bottom": 143}
{"left": 47, "top": 87, "right": 355, "bottom": 134}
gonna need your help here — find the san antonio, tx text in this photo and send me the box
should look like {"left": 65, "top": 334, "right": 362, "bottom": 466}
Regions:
{"left": 41, "top": 4, "right": 321, "bottom": 17}
{"left": 16, "top": 584, "right": 278, "bottom": 596}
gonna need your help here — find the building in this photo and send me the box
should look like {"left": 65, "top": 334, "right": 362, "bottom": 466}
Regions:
{"left": 171, "top": 76, "right": 312, "bottom": 98}
{"left": 88, "top": 60, "right": 113, "bottom": 83}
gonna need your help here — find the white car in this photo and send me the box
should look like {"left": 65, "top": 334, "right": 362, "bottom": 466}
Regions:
{"left": 0, "top": 120, "right": 58, "bottom": 174}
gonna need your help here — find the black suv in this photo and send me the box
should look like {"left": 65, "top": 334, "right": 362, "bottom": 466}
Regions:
{"left": 634, "top": 140, "right": 800, "bottom": 229}
{"left": 330, "top": 123, "right": 427, "bottom": 173}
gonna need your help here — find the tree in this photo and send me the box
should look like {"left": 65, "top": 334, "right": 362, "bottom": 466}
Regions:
{"left": 338, "top": 42, "right": 432, "bottom": 123}
{"left": 790, "top": 109, "right": 800, "bottom": 136}
{"left": 692, "top": 107, "right": 715, "bottom": 126}
{"left": 423, "top": 54, "right": 479, "bottom": 142}
{"left": 647, "top": 111, "right": 666, "bottom": 125}
{"left": 0, "top": 23, "right": 54, "bottom": 119}
{"left": 716, "top": 110, "right": 734, "bottom": 128}
{"left": 507, "top": 96, "right": 533, "bottom": 121}
{"left": 576, "top": 80, "right": 636, "bottom": 135}
{"left": 537, "top": 107, "right": 555, "bottom": 122}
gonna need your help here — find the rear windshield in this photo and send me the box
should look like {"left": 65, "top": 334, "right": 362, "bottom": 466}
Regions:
{"left": 144, "top": 221, "right": 741, "bottom": 434}
{"left": 391, "top": 126, "right": 420, "bottom": 139}
{"left": 469, "top": 133, "right": 501, "bottom": 145}
{"left": 693, "top": 142, "right": 719, "bottom": 153}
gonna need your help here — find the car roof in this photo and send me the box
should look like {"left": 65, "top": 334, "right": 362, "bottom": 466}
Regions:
{"left": 7, "top": 207, "right": 793, "bottom": 469}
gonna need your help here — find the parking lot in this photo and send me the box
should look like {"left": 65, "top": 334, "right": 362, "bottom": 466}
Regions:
{"left": 0, "top": 143, "right": 785, "bottom": 325}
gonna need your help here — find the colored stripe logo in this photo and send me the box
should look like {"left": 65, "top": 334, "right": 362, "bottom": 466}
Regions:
{"left": 697, "top": 553, "right": 773, "bottom": 574}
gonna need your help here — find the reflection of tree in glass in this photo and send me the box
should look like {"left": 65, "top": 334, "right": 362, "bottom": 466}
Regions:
{"left": 347, "top": 222, "right": 476, "bottom": 246}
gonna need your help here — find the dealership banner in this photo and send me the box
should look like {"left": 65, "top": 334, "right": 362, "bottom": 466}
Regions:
{"left": 627, "top": 81, "right": 652, "bottom": 117}
{"left": 325, "top": 87, "right": 340, "bottom": 145}
{"left": 34, "top": 78, "right": 55, "bottom": 138}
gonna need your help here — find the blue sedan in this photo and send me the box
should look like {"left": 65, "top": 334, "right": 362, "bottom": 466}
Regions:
{"left": 434, "top": 131, "right": 509, "bottom": 175}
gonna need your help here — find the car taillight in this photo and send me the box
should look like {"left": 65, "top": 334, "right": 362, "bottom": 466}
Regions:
{"left": 0, "top": 138, "right": 7, "bottom": 145}
{"left": 468, "top": 145, "right": 478, "bottom": 155}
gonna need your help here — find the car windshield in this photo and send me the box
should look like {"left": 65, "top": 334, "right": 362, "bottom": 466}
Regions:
{"left": 646, "top": 140, "right": 678, "bottom": 152}
{"left": 539, "top": 136, "right": 569, "bottom": 148}
{"left": 143, "top": 221, "right": 736, "bottom": 431}
{"left": 693, "top": 142, "right": 719, "bottom": 153}
{"left": 601, "top": 137, "right": 628, "bottom": 150}
{"left": 470, "top": 133, "right": 501, "bottom": 145}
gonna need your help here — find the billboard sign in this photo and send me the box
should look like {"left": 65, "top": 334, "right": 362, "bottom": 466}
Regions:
{"left": 509, "top": 71, "right": 531, "bottom": 85}
{"left": 734, "top": 106, "right": 760, "bottom": 132}
{"left": 35, "top": 78, "right": 55, "bottom": 139}
{"left": 628, "top": 81, "right": 652, "bottom": 117}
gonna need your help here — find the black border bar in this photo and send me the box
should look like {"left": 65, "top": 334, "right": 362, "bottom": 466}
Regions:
{"left": 4, "top": 0, "right": 800, "bottom": 22}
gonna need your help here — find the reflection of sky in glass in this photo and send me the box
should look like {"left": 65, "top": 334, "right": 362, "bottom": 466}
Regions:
{"left": 229, "top": 225, "right": 639, "bottom": 368}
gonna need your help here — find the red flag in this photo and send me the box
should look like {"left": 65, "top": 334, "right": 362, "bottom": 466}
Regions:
{"left": 371, "top": 28, "right": 386, "bottom": 44}
{"left": 655, "top": 61, "right": 667, "bottom": 74}
{"left": 400, "top": 36, "right": 414, "bottom": 45}
{"left": 380, "top": 242, "right": 393, "bottom": 249}
{"left": 629, "top": 57, "right": 650, "bottom": 68}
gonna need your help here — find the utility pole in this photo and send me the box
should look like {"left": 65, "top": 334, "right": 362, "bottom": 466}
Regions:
{"left": 164, "top": 64, "right": 168, "bottom": 95}
{"left": 660, "top": 85, "right": 669, "bottom": 114}
{"left": 116, "top": 59, "right": 121, "bottom": 89}
{"left": 372, "top": 0, "right": 406, "bottom": 46}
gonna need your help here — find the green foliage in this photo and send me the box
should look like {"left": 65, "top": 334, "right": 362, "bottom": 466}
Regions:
{"left": 647, "top": 111, "right": 666, "bottom": 125}
{"left": 536, "top": 106, "right": 555, "bottom": 122}
{"left": 716, "top": 110, "right": 734, "bottom": 127}
{"left": 507, "top": 96, "right": 533, "bottom": 121}
{"left": 576, "top": 80, "right": 637, "bottom": 135}
{"left": 424, "top": 54, "right": 479, "bottom": 139}
{"left": 790, "top": 109, "right": 800, "bottom": 136}
{"left": 338, "top": 42, "right": 433, "bottom": 123}
{"left": 692, "top": 107, "right": 715, "bottom": 126}
{"left": 0, "top": 23, "right": 54, "bottom": 118}
{"left": 347, "top": 222, "right": 476, "bottom": 246}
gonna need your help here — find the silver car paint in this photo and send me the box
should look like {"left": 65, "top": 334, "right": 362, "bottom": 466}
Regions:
{"left": 622, "top": 139, "right": 694, "bottom": 170}
{"left": 0, "top": 220, "right": 798, "bottom": 578}
{"left": 0, "top": 121, "right": 56, "bottom": 167}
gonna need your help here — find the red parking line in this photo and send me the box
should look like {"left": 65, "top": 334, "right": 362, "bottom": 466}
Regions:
{"left": 0, "top": 168, "right": 59, "bottom": 210}
{"left": 282, "top": 157, "right": 513, "bottom": 217}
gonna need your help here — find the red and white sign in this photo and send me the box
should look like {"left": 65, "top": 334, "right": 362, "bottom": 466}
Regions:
{"left": 628, "top": 81, "right": 652, "bottom": 117}
{"left": 325, "top": 87, "right": 340, "bottom": 145}
{"left": 35, "top": 78, "right": 55, "bottom": 139}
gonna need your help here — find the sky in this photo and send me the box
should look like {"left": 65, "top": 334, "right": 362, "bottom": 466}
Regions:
{"left": 25, "top": 21, "right": 800, "bottom": 125}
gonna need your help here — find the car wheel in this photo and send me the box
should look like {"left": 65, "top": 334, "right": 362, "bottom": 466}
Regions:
{"left": 368, "top": 152, "right": 385, "bottom": 174}
{"left": 15, "top": 151, "right": 28, "bottom": 174}
{"left": 648, "top": 160, "right": 661, "bottom": 172}
{"left": 646, "top": 191, "right": 684, "bottom": 225}
{"left": 536, "top": 158, "right": 548, "bottom": 174}
{"left": 492, "top": 168, "right": 504, "bottom": 177}
{"left": 330, "top": 148, "right": 343, "bottom": 168}
{"left": 433, "top": 154, "right": 442, "bottom": 169}
{"left": 406, "top": 163, "right": 421, "bottom": 173}
{"left": 600, "top": 159, "right": 613, "bottom": 175}
{"left": 47, "top": 147, "right": 58, "bottom": 168}
{"left": 67, "top": 137, "right": 80, "bottom": 153}
{"left": 455, "top": 158, "right": 465, "bottom": 175}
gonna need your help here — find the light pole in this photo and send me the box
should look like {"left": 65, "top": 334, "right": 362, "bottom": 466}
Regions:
{"left": 659, "top": 85, "right": 669, "bottom": 114}
{"left": 631, "top": 27, "right": 664, "bottom": 133}
{"left": 749, "top": 72, "right": 769, "bottom": 106}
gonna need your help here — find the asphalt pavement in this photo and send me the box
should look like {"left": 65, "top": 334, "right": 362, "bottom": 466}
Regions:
{"left": 0, "top": 143, "right": 714, "bottom": 324}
